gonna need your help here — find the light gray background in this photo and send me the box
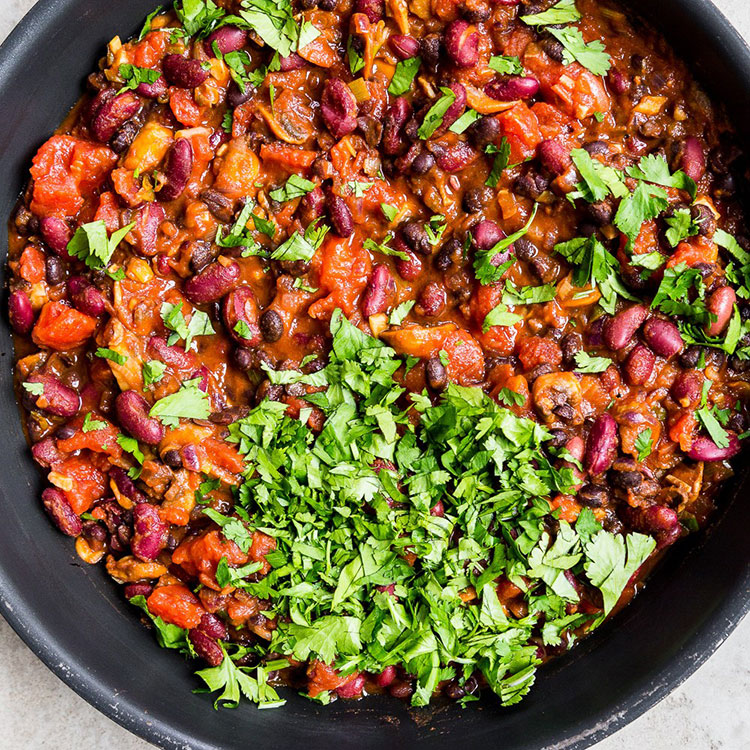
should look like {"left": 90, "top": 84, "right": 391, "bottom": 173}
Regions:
{"left": 1, "top": 0, "right": 749, "bottom": 747}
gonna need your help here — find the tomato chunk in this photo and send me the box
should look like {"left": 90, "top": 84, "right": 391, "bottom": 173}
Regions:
{"left": 147, "top": 584, "right": 205, "bottom": 629}
{"left": 32, "top": 301, "right": 98, "bottom": 350}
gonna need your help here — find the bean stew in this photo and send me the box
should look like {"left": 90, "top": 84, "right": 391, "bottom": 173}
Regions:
{"left": 7, "top": 0, "right": 750, "bottom": 709}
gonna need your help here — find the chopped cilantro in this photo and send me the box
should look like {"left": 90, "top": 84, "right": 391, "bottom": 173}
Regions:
{"left": 489, "top": 55, "right": 523, "bottom": 75}
{"left": 95, "top": 348, "right": 128, "bottom": 366}
{"left": 142, "top": 360, "right": 167, "bottom": 387}
{"left": 161, "top": 302, "right": 215, "bottom": 350}
{"left": 269, "top": 175, "right": 316, "bottom": 203}
{"left": 449, "top": 109, "right": 481, "bottom": 134}
{"left": 389, "top": 300, "right": 415, "bottom": 326}
{"left": 149, "top": 377, "right": 210, "bottom": 427}
{"left": 417, "top": 87, "right": 456, "bottom": 140}
{"left": 573, "top": 351, "right": 612, "bottom": 373}
{"left": 22, "top": 381, "right": 44, "bottom": 397}
{"left": 67, "top": 221, "right": 136, "bottom": 270}
{"left": 82, "top": 412, "right": 107, "bottom": 433}
{"left": 118, "top": 64, "right": 160, "bottom": 94}
{"left": 388, "top": 56, "right": 421, "bottom": 96}
{"left": 520, "top": 0, "right": 581, "bottom": 25}
{"left": 483, "top": 303, "right": 522, "bottom": 332}
{"left": 634, "top": 428, "right": 653, "bottom": 461}
{"left": 485, "top": 138, "right": 511, "bottom": 188}
{"left": 380, "top": 203, "right": 399, "bottom": 223}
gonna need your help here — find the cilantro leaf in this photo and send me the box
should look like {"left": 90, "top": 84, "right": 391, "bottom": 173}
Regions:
{"left": 67, "top": 221, "right": 136, "bottom": 269}
{"left": 520, "top": 0, "right": 581, "bottom": 25}
{"left": 546, "top": 26, "right": 611, "bottom": 75}
{"left": 573, "top": 350, "right": 612, "bottom": 373}
{"left": 142, "top": 360, "right": 167, "bottom": 387}
{"left": 388, "top": 56, "right": 421, "bottom": 96}
{"left": 634, "top": 428, "right": 653, "bottom": 461}
{"left": 118, "top": 64, "right": 160, "bottom": 94}
{"left": 149, "top": 377, "right": 211, "bottom": 427}
{"left": 95, "top": 348, "right": 128, "bottom": 366}
{"left": 483, "top": 303, "right": 522, "bottom": 332}
{"left": 584, "top": 531, "right": 656, "bottom": 614}
{"left": 489, "top": 55, "right": 523, "bottom": 75}
{"left": 381, "top": 203, "right": 399, "bottom": 222}
{"left": 569, "top": 148, "right": 627, "bottom": 203}
{"left": 117, "top": 434, "right": 145, "bottom": 465}
{"left": 696, "top": 406, "right": 730, "bottom": 449}
{"left": 418, "top": 87, "right": 456, "bottom": 140}
{"left": 449, "top": 109, "right": 481, "bottom": 135}
{"left": 129, "top": 595, "right": 190, "bottom": 650}
{"left": 389, "top": 300, "right": 415, "bottom": 326}
{"left": 626, "top": 154, "right": 696, "bottom": 200}
{"left": 269, "top": 174, "right": 316, "bottom": 203}
{"left": 138, "top": 6, "right": 164, "bottom": 40}
{"left": 485, "top": 138, "right": 511, "bottom": 188}
{"left": 363, "top": 235, "right": 409, "bottom": 261}
{"left": 665, "top": 208, "right": 700, "bottom": 247}
{"left": 174, "top": 0, "right": 226, "bottom": 38}
{"left": 22, "top": 381, "right": 44, "bottom": 396}
{"left": 238, "top": 0, "right": 315, "bottom": 57}
{"left": 202, "top": 508, "right": 255, "bottom": 552}
{"left": 614, "top": 181, "right": 669, "bottom": 249}
{"left": 82, "top": 412, "right": 107, "bottom": 432}
{"left": 161, "top": 302, "right": 215, "bottom": 350}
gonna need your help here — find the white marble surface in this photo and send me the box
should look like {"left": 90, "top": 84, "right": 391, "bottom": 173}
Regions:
{"left": 2, "top": 1, "right": 750, "bottom": 748}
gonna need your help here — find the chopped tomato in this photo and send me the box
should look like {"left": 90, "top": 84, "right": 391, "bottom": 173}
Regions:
{"left": 249, "top": 530, "right": 277, "bottom": 575}
{"left": 666, "top": 237, "right": 718, "bottom": 268}
{"left": 443, "top": 329, "right": 485, "bottom": 385}
{"left": 308, "top": 237, "right": 371, "bottom": 319}
{"left": 212, "top": 139, "right": 261, "bottom": 199}
{"left": 18, "top": 246, "right": 46, "bottom": 283}
{"left": 30, "top": 135, "right": 116, "bottom": 218}
{"left": 381, "top": 323, "right": 457, "bottom": 358}
{"left": 173, "top": 529, "right": 249, "bottom": 588}
{"left": 147, "top": 584, "right": 205, "bottom": 629}
{"left": 517, "top": 336, "right": 563, "bottom": 370}
{"left": 531, "top": 102, "right": 577, "bottom": 141}
{"left": 259, "top": 142, "right": 317, "bottom": 170}
{"left": 169, "top": 88, "right": 204, "bottom": 127}
{"left": 496, "top": 102, "right": 542, "bottom": 163}
{"left": 551, "top": 65, "right": 611, "bottom": 120}
{"left": 52, "top": 455, "right": 107, "bottom": 514}
{"left": 549, "top": 494, "right": 581, "bottom": 523}
{"left": 307, "top": 661, "right": 349, "bottom": 697}
{"left": 57, "top": 415, "right": 123, "bottom": 459}
{"left": 32, "top": 301, "right": 98, "bottom": 350}
{"left": 93, "top": 191, "right": 121, "bottom": 233}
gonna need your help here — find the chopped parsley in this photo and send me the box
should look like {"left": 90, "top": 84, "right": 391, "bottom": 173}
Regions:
{"left": 389, "top": 300, "right": 415, "bottom": 325}
{"left": 269, "top": 175, "right": 316, "bottom": 203}
{"left": 22, "top": 381, "right": 44, "bottom": 396}
{"left": 82, "top": 412, "right": 107, "bottom": 433}
{"left": 485, "top": 138, "right": 511, "bottom": 188}
{"left": 634, "top": 428, "right": 653, "bottom": 461}
{"left": 142, "top": 360, "right": 167, "bottom": 387}
{"left": 488, "top": 55, "right": 523, "bottom": 75}
{"left": 117, "top": 64, "right": 160, "bottom": 94}
{"left": 483, "top": 303, "right": 522, "bottom": 332}
{"left": 160, "top": 302, "right": 215, "bottom": 350}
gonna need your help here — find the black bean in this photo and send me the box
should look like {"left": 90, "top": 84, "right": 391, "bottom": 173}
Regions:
{"left": 110, "top": 120, "right": 140, "bottom": 154}
{"left": 583, "top": 140, "right": 609, "bottom": 156}
{"left": 560, "top": 333, "right": 582, "bottom": 368}
{"left": 727, "top": 413, "right": 746, "bottom": 432}
{"left": 613, "top": 470, "right": 642, "bottom": 490}
{"left": 578, "top": 484, "right": 609, "bottom": 507}
{"left": 691, "top": 204, "right": 716, "bottom": 238}
{"left": 515, "top": 169, "right": 550, "bottom": 200}
{"left": 541, "top": 37, "right": 565, "bottom": 62}
{"left": 401, "top": 220, "right": 431, "bottom": 255}
{"left": 444, "top": 680, "right": 466, "bottom": 700}
{"left": 426, "top": 356, "right": 447, "bottom": 391}
{"left": 468, "top": 116, "right": 500, "bottom": 151}
{"left": 319, "top": 0, "right": 337, "bottom": 9}
{"left": 420, "top": 34, "right": 441, "bottom": 72}
{"left": 553, "top": 403, "right": 576, "bottom": 422}
{"left": 45, "top": 255, "right": 65, "bottom": 285}
{"left": 411, "top": 151, "right": 435, "bottom": 175}
{"left": 462, "top": 186, "right": 490, "bottom": 214}
{"left": 56, "top": 424, "right": 77, "bottom": 441}
{"left": 678, "top": 345, "right": 702, "bottom": 368}
{"left": 527, "top": 363, "right": 553, "bottom": 384}
{"left": 514, "top": 236, "right": 538, "bottom": 262}
{"left": 162, "top": 449, "right": 182, "bottom": 468}
{"left": 587, "top": 200, "right": 614, "bottom": 226}
{"left": 434, "top": 238, "right": 462, "bottom": 271}
{"left": 260, "top": 309, "right": 284, "bottom": 342}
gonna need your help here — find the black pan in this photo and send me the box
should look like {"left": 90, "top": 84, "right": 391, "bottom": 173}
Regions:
{"left": 0, "top": 1, "right": 748, "bottom": 748}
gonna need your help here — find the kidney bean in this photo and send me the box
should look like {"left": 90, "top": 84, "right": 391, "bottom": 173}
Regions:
{"left": 147, "top": 337, "right": 194, "bottom": 371}
{"left": 472, "top": 220, "right": 503, "bottom": 250}
{"left": 91, "top": 91, "right": 140, "bottom": 142}
{"left": 671, "top": 371, "right": 702, "bottom": 407}
{"left": 205, "top": 25, "right": 247, "bottom": 55}
{"left": 336, "top": 674, "right": 365, "bottom": 699}
{"left": 128, "top": 203, "right": 166, "bottom": 257}
{"left": 485, "top": 76, "right": 540, "bottom": 101}
{"left": 389, "top": 34, "right": 419, "bottom": 59}
{"left": 705, "top": 286, "right": 736, "bottom": 336}
{"left": 680, "top": 136, "right": 706, "bottom": 182}
{"left": 584, "top": 413, "right": 618, "bottom": 475}
{"left": 418, "top": 282, "right": 447, "bottom": 317}
{"left": 320, "top": 79, "right": 358, "bottom": 140}
{"left": 87, "top": 87, "right": 115, "bottom": 125}
{"left": 539, "top": 139, "right": 572, "bottom": 175}
{"left": 395, "top": 247, "right": 423, "bottom": 280}
{"left": 40, "top": 216, "right": 72, "bottom": 256}
{"left": 185, "top": 260, "right": 240, "bottom": 304}
{"left": 163, "top": 54, "right": 209, "bottom": 88}
{"left": 69, "top": 277, "right": 106, "bottom": 318}
{"left": 435, "top": 140, "right": 476, "bottom": 172}
{"left": 159, "top": 138, "right": 194, "bottom": 202}
{"left": 8, "top": 290, "right": 34, "bottom": 335}
{"left": 326, "top": 190, "right": 354, "bottom": 237}
{"left": 109, "top": 466, "right": 147, "bottom": 506}
{"left": 31, "top": 436, "right": 63, "bottom": 468}
{"left": 136, "top": 74, "right": 167, "bottom": 99}
{"left": 444, "top": 20, "right": 479, "bottom": 68}
{"left": 277, "top": 52, "right": 305, "bottom": 71}
{"left": 603, "top": 304, "right": 648, "bottom": 350}
{"left": 354, "top": 0, "right": 383, "bottom": 21}
{"left": 189, "top": 629, "right": 224, "bottom": 666}
{"left": 361, "top": 264, "right": 396, "bottom": 317}
{"left": 376, "top": 665, "right": 397, "bottom": 688}
{"left": 383, "top": 97, "right": 412, "bottom": 155}
{"left": 124, "top": 582, "right": 153, "bottom": 600}
{"left": 625, "top": 504, "right": 681, "bottom": 549}
{"left": 131, "top": 503, "right": 168, "bottom": 561}
{"left": 607, "top": 68, "right": 630, "bottom": 94}
{"left": 25, "top": 373, "right": 80, "bottom": 417}
{"left": 116, "top": 390, "right": 165, "bottom": 445}
{"left": 688, "top": 432, "right": 741, "bottom": 462}
{"left": 624, "top": 343, "right": 655, "bottom": 385}
{"left": 42, "top": 487, "right": 82, "bottom": 537}
{"left": 642, "top": 318, "right": 683, "bottom": 357}
{"left": 222, "top": 286, "right": 261, "bottom": 345}
{"left": 196, "top": 612, "right": 227, "bottom": 640}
